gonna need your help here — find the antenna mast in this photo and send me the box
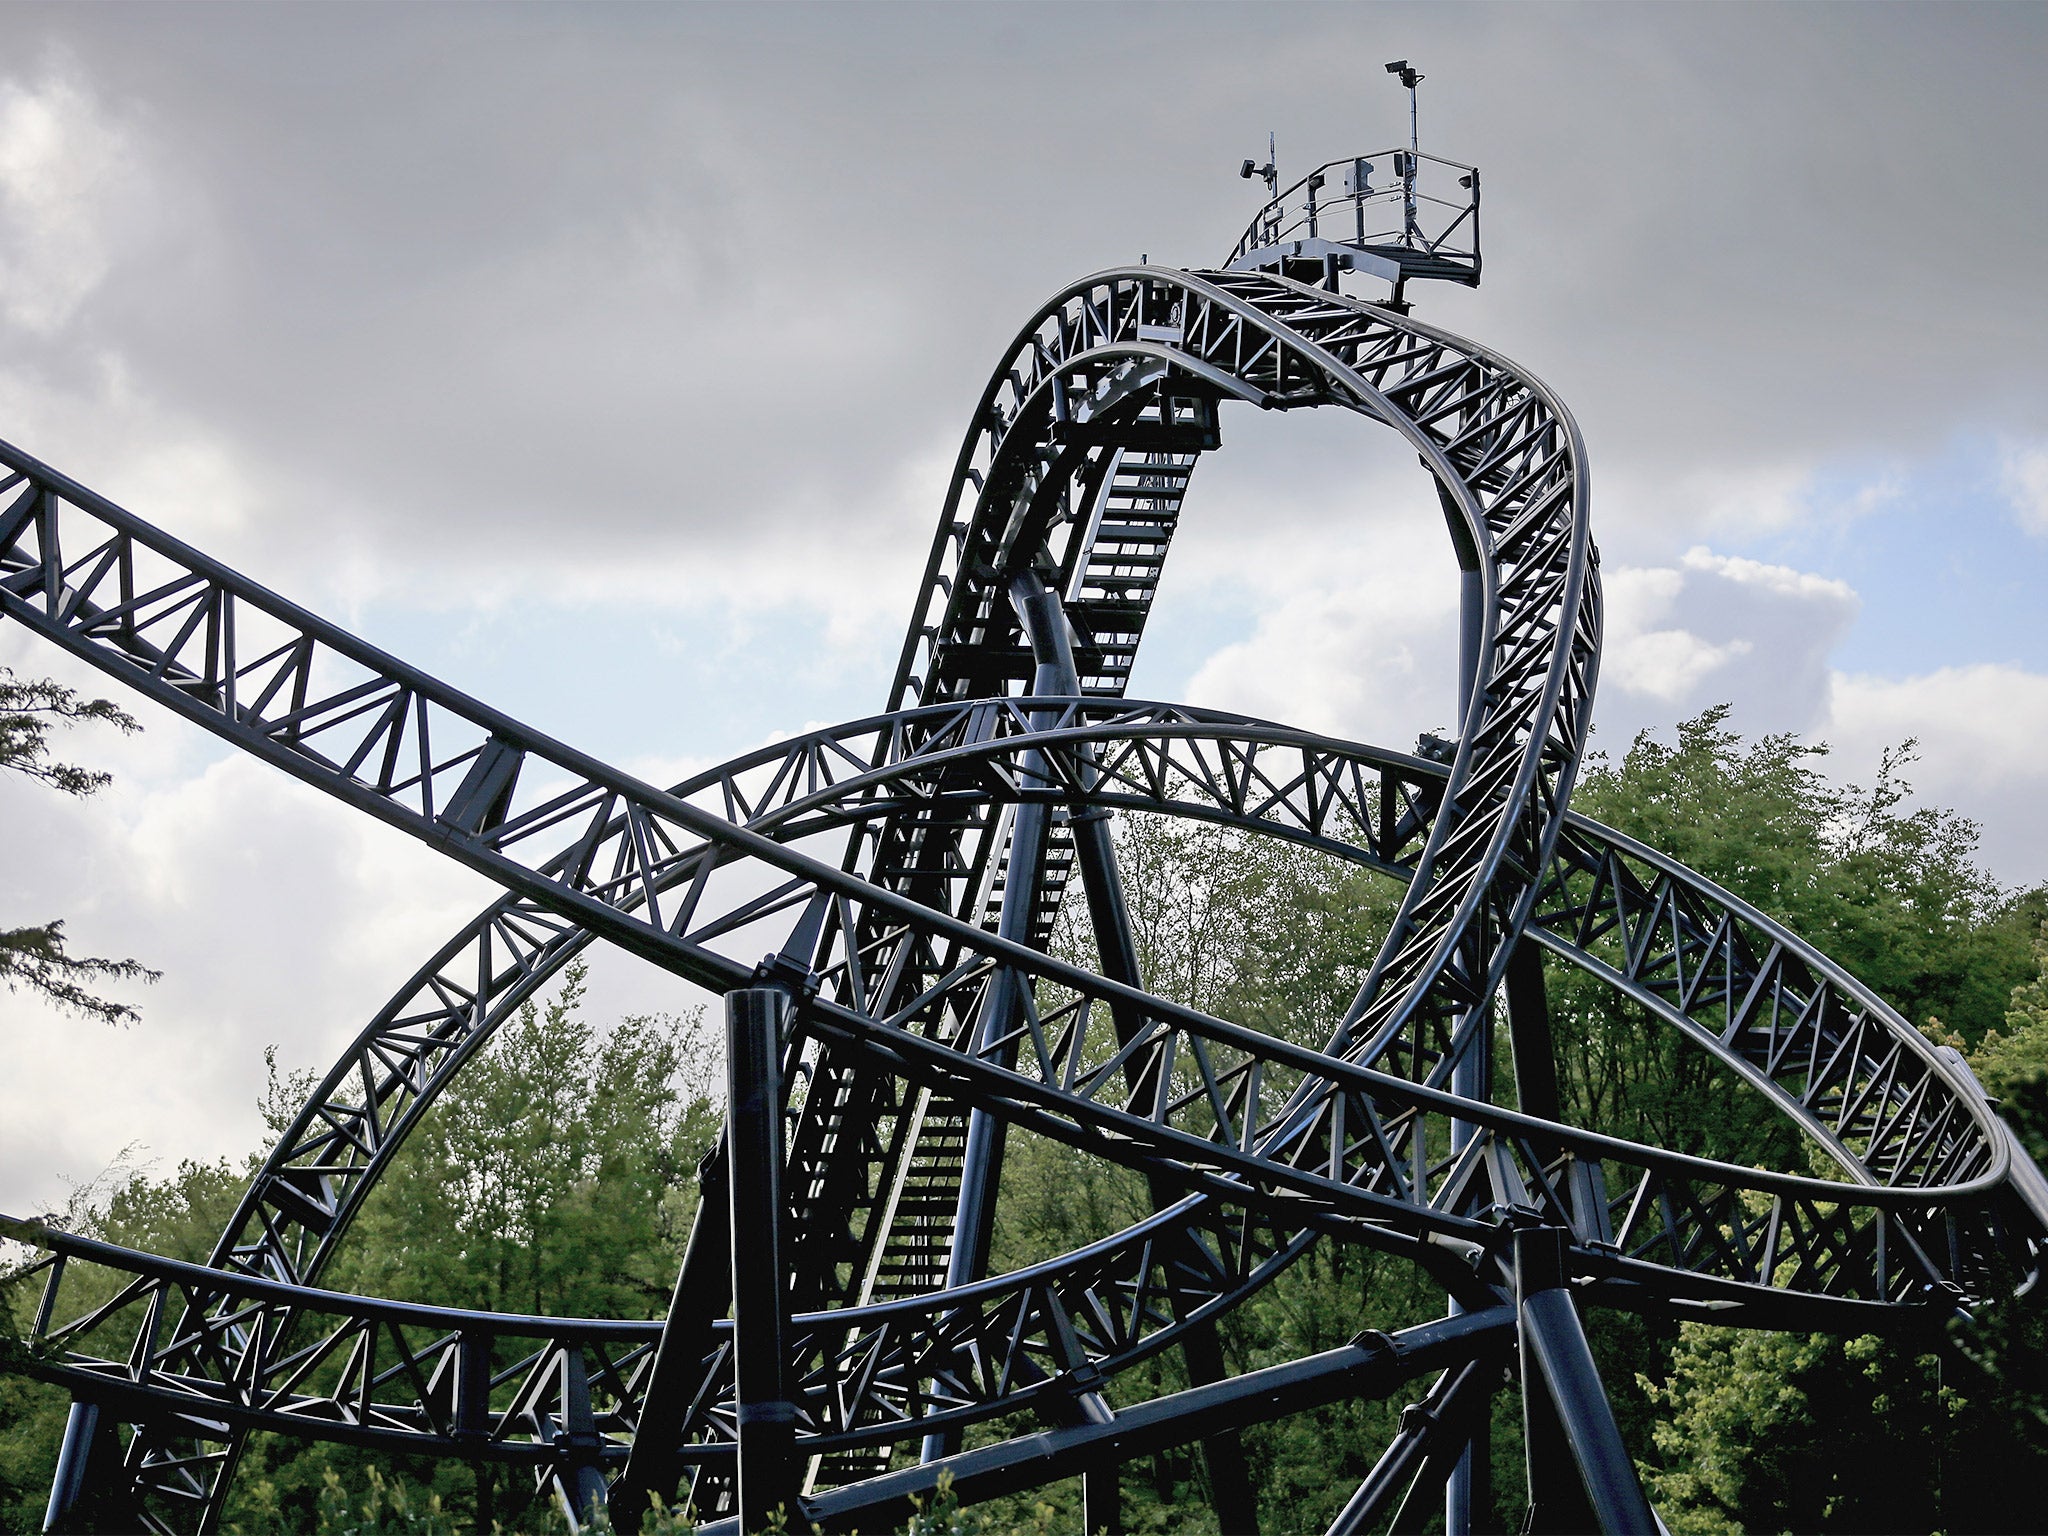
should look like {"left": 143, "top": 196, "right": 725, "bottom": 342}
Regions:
{"left": 1385, "top": 59, "right": 1424, "bottom": 245}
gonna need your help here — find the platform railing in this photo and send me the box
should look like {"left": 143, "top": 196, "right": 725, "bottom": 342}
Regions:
{"left": 1226, "top": 150, "right": 1480, "bottom": 286}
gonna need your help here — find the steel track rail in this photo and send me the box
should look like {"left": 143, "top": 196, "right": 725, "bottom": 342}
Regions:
{"left": 7, "top": 258, "right": 1605, "bottom": 1527}
{"left": 5, "top": 711, "right": 2039, "bottom": 1510}
{"left": 3, "top": 245, "right": 2038, "bottom": 1536}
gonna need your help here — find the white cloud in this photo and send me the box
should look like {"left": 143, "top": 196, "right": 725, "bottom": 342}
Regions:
{"left": 0, "top": 748, "right": 493, "bottom": 1214}
{"left": 1608, "top": 627, "right": 1753, "bottom": 702}
{"left": 1825, "top": 663, "right": 2048, "bottom": 885}
{"left": 1594, "top": 547, "right": 1857, "bottom": 740}
{"left": 2001, "top": 440, "right": 2048, "bottom": 537}
{"left": 1678, "top": 546, "right": 1856, "bottom": 603}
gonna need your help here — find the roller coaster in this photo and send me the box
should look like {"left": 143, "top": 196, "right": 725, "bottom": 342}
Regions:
{"left": 4, "top": 86, "right": 2046, "bottom": 1536}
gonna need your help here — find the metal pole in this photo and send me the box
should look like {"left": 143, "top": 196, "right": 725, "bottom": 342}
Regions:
{"left": 1514, "top": 1226, "right": 1655, "bottom": 1535}
{"left": 1325, "top": 1356, "right": 1493, "bottom": 1535}
{"left": 1005, "top": 574, "right": 1259, "bottom": 1534}
{"left": 1406, "top": 78, "right": 1422, "bottom": 244}
{"left": 556, "top": 1344, "right": 610, "bottom": 1531}
{"left": 43, "top": 1399, "right": 101, "bottom": 1534}
{"left": 924, "top": 579, "right": 1076, "bottom": 1470}
{"left": 728, "top": 987, "right": 798, "bottom": 1532}
{"left": 1504, "top": 941, "right": 1560, "bottom": 1123}
{"left": 1083, "top": 1457, "right": 1123, "bottom": 1536}
{"left": 1443, "top": 490, "right": 1491, "bottom": 1536}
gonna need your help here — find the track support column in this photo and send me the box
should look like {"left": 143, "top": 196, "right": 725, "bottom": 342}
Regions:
{"left": 1440, "top": 471, "right": 1494, "bottom": 1536}
{"left": 1514, "top": 1225, "right": 1653, "bottom": 1535}
{"left": 616, "top": 1142, "right": 733, "bottom": 1527}
{"left": 43, "top": 1398, "right": 118, "bottom": 1534}
{"left": 1325, "top": 1355, "right": 1495, "bottom": 1535}
{"left": 728, "top": 986, "right": 798, "bottom": 1532}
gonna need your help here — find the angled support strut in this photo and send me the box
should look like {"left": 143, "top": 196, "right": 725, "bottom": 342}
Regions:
{"left": 1514, "top": 1225, "right": 1655, "bottom": 1535}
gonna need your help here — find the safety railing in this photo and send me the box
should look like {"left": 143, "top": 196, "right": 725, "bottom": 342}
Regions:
{"left": 1225, "top": 151, "right": 1480, "bottom": 288}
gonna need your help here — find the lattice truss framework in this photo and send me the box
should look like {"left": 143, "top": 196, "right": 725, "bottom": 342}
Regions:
{"left": 2, "top": 258, "right": 2044, "bottom": 1536}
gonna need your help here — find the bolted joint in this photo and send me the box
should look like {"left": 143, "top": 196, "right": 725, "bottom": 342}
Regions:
{"left": 1512, "top": 1223, "right": 1570, "bottom": 1299}
{"left": 751, "top": 953, "right": 819, "bottom": 999}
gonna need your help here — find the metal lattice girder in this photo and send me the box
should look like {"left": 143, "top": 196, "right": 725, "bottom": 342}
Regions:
{"left": 190, "top": 701, "right": 2025, "bottom": 1325}
{"left": 5, "top": 711, "right": 2041, "bottom": 1496}
{"left": 2, "top": 222, "right": 2044, "bottom": 1536}
{"left": 0, "top": 639, "right": 2023, "bottom": 1313}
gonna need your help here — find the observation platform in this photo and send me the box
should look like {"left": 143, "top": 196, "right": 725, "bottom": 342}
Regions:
{"left": 1225, "top": 149, "right": 1480, "bottom": 297}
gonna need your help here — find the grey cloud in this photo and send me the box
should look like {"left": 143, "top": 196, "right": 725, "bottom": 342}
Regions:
{"left": 0, "top": 4, "right": 2037, "bottom": 608}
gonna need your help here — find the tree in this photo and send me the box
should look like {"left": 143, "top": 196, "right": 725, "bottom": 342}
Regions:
{"left": 1600, "top": 712, "right": 2048, "bottom": 1535}
{"left": 0, "top": 668, "right": 157, "bottom": 1024}
{"left": 1962, "top": 924, "right": 2048, "bottom": 1163}
{"left": 223, "top": 965, "right": 717, "bottom": 1531}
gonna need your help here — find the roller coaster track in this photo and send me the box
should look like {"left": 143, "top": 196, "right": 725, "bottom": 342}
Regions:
{"left": 2, "top": 251, "right": 2043, "bottom": 1536}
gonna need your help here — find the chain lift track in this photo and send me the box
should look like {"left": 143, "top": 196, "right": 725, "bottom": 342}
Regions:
{"left": 4, "top": 142, "right": 2046, "bottom": 1536}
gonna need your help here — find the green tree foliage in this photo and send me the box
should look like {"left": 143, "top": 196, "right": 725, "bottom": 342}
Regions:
{"left": 0, "top": 668, "right": 157, "bottom": 1025}
{"left": 1963, "top": 925, "right": 2048, "bottom": 1163}
{"left": 324, "top": 963, "right": 715, "bottom": 1319}
{"left": 1589, "top": 714, "right": 2048, "bottom": 1535}
{"left": 226, "top": 966, "right": 716, "bottom": 1530}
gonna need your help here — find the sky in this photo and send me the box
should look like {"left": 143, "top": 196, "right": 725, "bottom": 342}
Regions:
{"left": 2, "top": 2, "right": 2045, "bottom": 1216}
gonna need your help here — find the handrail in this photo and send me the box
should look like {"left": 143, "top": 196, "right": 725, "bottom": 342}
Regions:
{"left": 1225, "top": 150, "right": 1480, "bottom": 286}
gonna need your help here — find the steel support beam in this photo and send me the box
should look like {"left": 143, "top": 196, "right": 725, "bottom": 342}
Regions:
{"left": 1011, "top": 573, "right": 1261, "bottom": 1535}
{"left": 1519, "top": 1339, "right": 1598, "bottom": 1536}
{"left": 43, "top": 1398, "right": 121, "bottom": 1535}
{"left": 1506, "top": 948, "right": 1582, "bottom": 1536}
{"left": 728, "top": 987, "right": 799, "bottom": 1532}
{"left": 926, "top": 578, "right": 1092, "bottom": 1466}
{"left": 553, "top": 1344, "right": 610, "bottom": 1530}
{"left": 705, "top": 1308, "right": 1516, "bottom": 1536}
{"left": 614, "top": 1141, "right": 731, "bottom": 1528}
{"left": 1514, "top": 1225, "right": 1654, "bottom": 1535}
{"left": 1504, "top": 941, "right": 1560, "bottom": 1124}
{"left": 1324, "top": 1354, "right": 1496, "bottom": 1536}
{"left": 1441, "top": 475, "right": 1493, "bottom": 1536}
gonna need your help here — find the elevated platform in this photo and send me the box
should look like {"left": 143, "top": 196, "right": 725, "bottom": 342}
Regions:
{"left": 1225, "top": 150, "right": 1480, "bottom": 295}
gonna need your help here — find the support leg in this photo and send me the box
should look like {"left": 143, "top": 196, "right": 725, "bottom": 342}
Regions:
{"left": 922, "top": 578, "right": 1092, "bottom": 1467}
{"left": 1083, "top": 1462, "right": 1123, "bottom": 1536}
{"left": 1070, "top": 803, "right": 1261, "bottom": 1532}
{"left": 1026, "top": 573, "right": 1261, "bottom": 1535}
{"left": 1444, "top": 1007, "right": 1491, "bottom": 1536}
{"left": 1504, "top": 942, "right": 1559, "bottom": 1123}
{"left": 729, "top": 987, "right": 798, "bottom": 1532}
{"left": 615, "top": 1143, "right": 732, "bottom": 1527}
{"left": 1514, "top": 1226, "right": 1653, "bottom": 1535}
{"left": 554, "top": 1345, "right": 609, "bottom": 1531}
{"left": 43, "top": 1399, "right": 109, "bottom": 1535}
{"left": 1326, "top": 1355, "right": 1495, "bottom": 1536}
{"left": 1437, "top": 482, "right": 1493, "bottom": 1536}
{"left": 1520, "top": 1343, "right": 1597, "bottom": 1536}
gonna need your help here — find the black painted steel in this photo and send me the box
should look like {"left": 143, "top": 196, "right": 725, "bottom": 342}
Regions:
{"left": 728, "top": 989, "right": 798, "bottom": 1531}
{"left": 1513, "top": 1224, "right": 1655, "bottom": 1533}
{"left": 1, "top": 152, "right": 2043, "bottom": 1536}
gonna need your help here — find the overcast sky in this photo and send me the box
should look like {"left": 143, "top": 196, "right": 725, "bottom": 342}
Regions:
{"left": 3, "top": 3, "right": 2045, "bottom": 1216}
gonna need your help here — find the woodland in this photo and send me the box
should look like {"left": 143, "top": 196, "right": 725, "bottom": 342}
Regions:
{"left": 4, "top": 667, "right": 2048, "bottom": 1535}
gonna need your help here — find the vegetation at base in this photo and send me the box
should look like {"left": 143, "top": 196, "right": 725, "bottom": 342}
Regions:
{"left": 4, "top": 703, "right": 2048, "bottom": 1532}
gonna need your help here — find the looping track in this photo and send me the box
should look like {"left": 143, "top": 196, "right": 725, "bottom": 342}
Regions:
{"left": 3, "top": 262, "right": 2042, "bottom": 1535}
